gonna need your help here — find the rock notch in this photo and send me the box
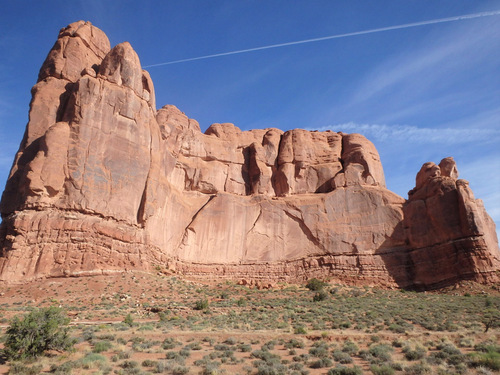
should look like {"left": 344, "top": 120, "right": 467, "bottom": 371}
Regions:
{"left": 0, "top": 21, "right": 498, "bottom": 289}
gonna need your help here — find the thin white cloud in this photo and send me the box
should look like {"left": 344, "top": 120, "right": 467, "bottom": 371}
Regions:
{"left": 322, "top": 10, "right": 500, "bottom": 125}
{"left": 306, "top": 122, "right": 500, "bottom": 144}
{"left": 353, "top": 18, "right": 499, "bottom": 103}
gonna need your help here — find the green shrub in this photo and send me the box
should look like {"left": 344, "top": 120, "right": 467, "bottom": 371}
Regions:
{"left": 391, "top": 339, "right": 403, "bottom": 348}
{"left": 224, "top": 337, "right": 238, "bottom": 345}
{"left": 123, "top": 313, "right": 134, "bottom": 327}
{"left": 154, "top": 361, "right": 168, "bottom": 373}
{"left": 403, "top": 362, "right": 431, "bottom": 374}
{"left": 142, "top": 359, "right": 158, "bottom": 367}
{"left": 251, "top": 349, "right": 280, "bottom": 362}
{"left": 120, "top": 360, "right": 139, "bottom": 369}
{"left": 458, "top": 337, "right": 474, "bottom": 348}
{"left": 186, "top": 341, "right": 202, "bottom": 350}
{"left": 79, "top": 352, "right": 108, "bottom": 369}
{"left": 390, "top": 363, "right": 403, "bottom": 371}
{"left": 138, "top": 323, "right": 154, "bottom": 331}
{"left": 4, "top": 306, "right": 74, "bottom": 360}
{"left": 214, "top": 343, "right": 231, "bottom": 351}
{"left": 437, "top": 343, "right": 461, "bottom": 355}
{"left": 238, "top": 343, "right": 253, "bottom": 352}
{"left": 369, "top": 344, "right": 393, "bottom": 362}
{"left": 50, "top": 360, "right": 79, "bottom": 374}
{"left": 172, "top": 366, "right": 190, "bottom": 375}
{"left": 358, "top": 349, "right": 374, "bottom": 362}
{"left": 403, "top": 345, "right": 426, "bottom": 361}
{"left": 112, "top": 350, "right": 131, "bottom": 361}
{"left": 313, "top": 290, "right": 329, "bottom": 302}
{"left": 342, "top": 340, "right": 359, "bottom": 355}
{"left": 370, "top": 364, "right": 395, "bottom": 375}
{"left": 93, "top": 340, "right": 113, "bottom": 353}
{"left": 370, "top": 335, "right": 382, "bottom": 343}
{"left": 285, "top": 339, "right": 305, "bottom": 349}
{"left": 339, "top": 321, "right": 351, "bottom": 328}
{"left": 162, "top": 337, "right": 182, "bottom": 349}
{"left": 166, "top": 351, "right": 186, "bottom": 363}
{"left": 306, "top": 278, "right": 327, "bottom": 291}
{"left": 309, "top": 357, "right": 333, "bottom": 368}
{"left": 202, "top": 337, "right": 215, "bottom": 346}
{"left": 328, "top": 366, "right": 363, "bottom": 375}
{"left": 97, "top": 333, "right": 116, "bottom": 341}
{"left": 294, "top": 326, "right": 307, "bottom": 334}
{"left": 132, "top": 338, "right": 158, "bottom": 351}
{"left": 388, "top": 323, "right": 406, "bottom": 333}
{"left": 309, "top": 342, "right": 329, "bottom": 358}
{"left": 255, "top": 362, "right": 287, "bottom": 375}
{"left": 262, "top": 340, "right": 277, "bottom": 351}
{"left": 194, "top": 299, "right": 209, "bottom": 311}
{"left": 474, "top": 340, "right": 500, "bottom": 353}
{"left": 158, "top": 311, "right": 170, "bottom": 322}
{"left": 8, "top": 363, "right": 43, "bottom": 375}
{"left": 82, "top": 326, "right": 98, "bottom": 341}
{"left": 468, "top": 351, "right": 500, "bottom": 371}
{"left": 199, "top": 361, "right": 220, "bottom": 375}
{"left": 332, "top": 350, "right": 353, "bottom": 364}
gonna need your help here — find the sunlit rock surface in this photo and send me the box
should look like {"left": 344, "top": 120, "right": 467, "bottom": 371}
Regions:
{"left": 0, "top": 21, "right": 498, "bottom": 288}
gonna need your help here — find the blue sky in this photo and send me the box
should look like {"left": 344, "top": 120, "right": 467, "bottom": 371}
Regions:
{"left": 1, "top": 1, "right": 499, "bottom": 230}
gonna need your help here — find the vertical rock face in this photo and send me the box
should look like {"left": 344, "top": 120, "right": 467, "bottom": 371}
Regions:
{"left": 404, "top": 158, "right": 499, "bottom": 289}
{"left": 0, "top": 22, "right": 498, "bottom": 288}
{"left": 1, "top": 21, "right": 111, "bottom": 214}
{"left": 0, "top": 22, "right": 158, "bottom": 281}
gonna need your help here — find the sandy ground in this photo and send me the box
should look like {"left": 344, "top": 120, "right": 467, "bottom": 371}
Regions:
{"left": 0, "top": 272, "right": 498, "bottom": 374}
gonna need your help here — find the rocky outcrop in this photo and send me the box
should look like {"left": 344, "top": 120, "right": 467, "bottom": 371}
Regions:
{"left": 404, "top": 157, "right": 499, "bottom": 289}
{"left": 0, "top": 21, "right": 498, "bottom": 288}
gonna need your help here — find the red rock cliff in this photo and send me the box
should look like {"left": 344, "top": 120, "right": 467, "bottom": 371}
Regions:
{"left": 0, "top": 21, "right": 498, "bottom": 288}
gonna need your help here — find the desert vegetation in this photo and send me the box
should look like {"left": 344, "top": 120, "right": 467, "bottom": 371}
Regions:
{"left": 0, "top": 272, "right": 498, "bottom": 374}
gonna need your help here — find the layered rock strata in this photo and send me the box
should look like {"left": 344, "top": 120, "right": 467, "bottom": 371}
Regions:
{"left": 0, "top": 21, "right": 498, "bottom": 288}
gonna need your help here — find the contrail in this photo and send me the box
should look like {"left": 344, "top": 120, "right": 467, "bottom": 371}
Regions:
{"left": 143, "top": 10, "right": 500, "bottom": 68}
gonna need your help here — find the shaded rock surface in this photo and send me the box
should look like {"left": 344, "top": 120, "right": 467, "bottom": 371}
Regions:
{"left": 0, "top": 22, "right": 498, "bottom": 288}
{"left": 404, "top": 158, "right": 499, "bottom": 289}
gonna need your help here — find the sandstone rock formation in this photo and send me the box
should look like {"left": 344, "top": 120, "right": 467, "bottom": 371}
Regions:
{"left": 404, "top": 158, "right": 499, "bottom": 289}
{"left": 0, "top": 21, "right": 498, "bottom": 289}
